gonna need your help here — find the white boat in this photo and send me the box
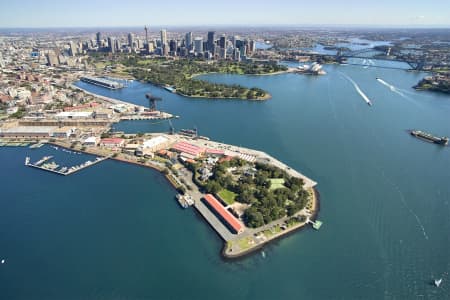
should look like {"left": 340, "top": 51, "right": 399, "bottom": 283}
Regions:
{"left": 434, "top": 278, "right": 442, "bottom": 287}
{"left": 261, "top": 251, "right": 266, "bottom": 258}
{"left": 1, "top": 259, "right": 5, "bottom": 264}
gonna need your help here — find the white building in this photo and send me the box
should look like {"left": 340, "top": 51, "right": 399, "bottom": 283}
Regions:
{"left": 142, "top": 135, "right": 169, "bottom": 152}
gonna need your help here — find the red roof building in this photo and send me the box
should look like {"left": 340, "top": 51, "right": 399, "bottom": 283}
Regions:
{"left": 203, "top": 194, "right": 243, "bottom": 234}
{"left": 100, "top": 138, "right": 125, "bottom": 148}
{"left": 205, "top": 148, "right": 225, "bottom": 156}
{"left": 171, "top": 141, "right": 204, "bottom": 157}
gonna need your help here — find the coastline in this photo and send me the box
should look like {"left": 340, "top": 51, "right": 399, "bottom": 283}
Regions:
{"left": 71, "top": 84, "right": 148, "bottom": 110}
{"left": 7, "top": 136, "right": 320, "bottom": 260}
{"left": 222, "top": 186, "right": 320, "bottom": 259}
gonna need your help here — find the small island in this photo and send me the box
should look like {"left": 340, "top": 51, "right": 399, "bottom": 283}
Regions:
{"left": 90, "top": 54, "right": 289, "bottom": 100}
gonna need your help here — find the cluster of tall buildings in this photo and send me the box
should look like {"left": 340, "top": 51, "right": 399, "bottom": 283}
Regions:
{"left": 92, "top": 28, "right": 258, "bottom": 61}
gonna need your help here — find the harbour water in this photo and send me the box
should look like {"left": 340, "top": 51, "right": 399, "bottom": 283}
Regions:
{"left": 1, "top": 62, "right": 450, "bottom": 299}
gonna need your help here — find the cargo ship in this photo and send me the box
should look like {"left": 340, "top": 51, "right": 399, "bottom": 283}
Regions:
{"left": 410, "top": 130, "right": 449, "bottom": 146}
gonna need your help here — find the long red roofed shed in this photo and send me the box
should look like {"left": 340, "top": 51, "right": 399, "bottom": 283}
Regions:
{"left": 203, "top": 194, "right": 243, "bottom": 234}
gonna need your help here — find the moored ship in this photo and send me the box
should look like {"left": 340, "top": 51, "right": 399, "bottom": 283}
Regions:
{"left": 410, "top": 130, "right": 449, "bottom": 146}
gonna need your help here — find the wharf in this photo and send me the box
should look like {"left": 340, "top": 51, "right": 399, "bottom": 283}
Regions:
{"left": 25, "top": 155, "right": 110, "bottom": 176}
{"left": 120, "top": 114, "right": 175, "bottom": 121}
{"left": 193, "top": 200, "right": 235, "bottom": 241}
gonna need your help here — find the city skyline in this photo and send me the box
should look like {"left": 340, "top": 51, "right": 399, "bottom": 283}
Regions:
{"left": 0, "top": 0, "right": 449, "bottom": 28}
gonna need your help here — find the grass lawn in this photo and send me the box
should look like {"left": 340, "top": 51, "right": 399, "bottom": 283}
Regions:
{"left": 217, "top": 189, "right": 237, "bottom": 205}
{"left": 237, "top": 237, "right": 254, "bottom": 250}
{"left": 269, "top": 178, "right": 286, "bottom": 190}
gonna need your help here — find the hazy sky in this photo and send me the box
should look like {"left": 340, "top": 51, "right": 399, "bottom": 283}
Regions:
{"left": 0, "top": 0, "right": 449, "bottom": 28}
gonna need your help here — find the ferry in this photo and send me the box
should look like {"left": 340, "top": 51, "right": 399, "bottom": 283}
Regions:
{"left": 410, "top": 130, "right": 449, "bottom": 146}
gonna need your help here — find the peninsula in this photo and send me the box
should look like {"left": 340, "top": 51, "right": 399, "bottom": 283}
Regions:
{"left": 1, "top": 129, "right": 319, "bottom": 258}
{"left": 93, "top": 54, "right": 288, "bottom": 100}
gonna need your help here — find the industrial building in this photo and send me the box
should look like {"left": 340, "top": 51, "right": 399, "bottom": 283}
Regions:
{"left": 0, "top": 126, "right": 57, "bottom": 138}
{"left": 203, "top": 194, "right": 243, "bottom": 234}
{"left": 142, "top": 135, "right": 170, "bottom": 152}
{"left": 171, "top": 141, "right": 204, "bottom": 158}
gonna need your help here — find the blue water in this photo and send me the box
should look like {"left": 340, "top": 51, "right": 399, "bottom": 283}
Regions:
{"left": 1, "top": 62, "right": 450, "bottom": 299}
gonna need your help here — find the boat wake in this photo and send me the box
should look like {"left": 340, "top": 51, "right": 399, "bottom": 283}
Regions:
{"left": 340, "top": 72, "right": 373, "bottom": 106}
{"left": 376, "top": 78, "right": 409, "bottom": 97}
{"left": 378, "top": 167, "right": 429, "bottom": 240}
{"left": 376, "top": 78, "right": 422, "bottom": 107}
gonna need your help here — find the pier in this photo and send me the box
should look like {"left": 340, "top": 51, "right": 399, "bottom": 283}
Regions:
{"left": 120, "top": 114, "right": 175, "bottom": 121}
{"left": 25, "top": 155, "right": 110, "bottom": 176}
{"left": 193, "top": 200, "right": 235, "bottom": 241}
{"left": 80, "top": 76, "right": 124, "bottom": 89}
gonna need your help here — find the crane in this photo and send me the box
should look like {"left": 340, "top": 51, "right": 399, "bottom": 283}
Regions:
{"left": 145, "top": 93, "right": 162, "bottom": 111}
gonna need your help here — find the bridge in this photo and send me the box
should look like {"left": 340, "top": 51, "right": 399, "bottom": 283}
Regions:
{"left": 336, "top": 47, "right": 425, "bottom": 70}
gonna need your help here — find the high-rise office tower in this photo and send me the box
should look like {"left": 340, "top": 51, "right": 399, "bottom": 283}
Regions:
{"left": 249, "top": 40, "right": 256, "bottom": 54}
{"left": 161, "top": 29, "right": 167, "bottom": 46}
{"left": 128, "top": 33, "right": 134, "bottom": 47}
{"left": 207, "top": 31, "right": 215, "bottom": 52}
{"left": 194, "top": 37, "right": 203, "bottom": 53}
{"left": 108, "top": 37, "right": 115, "bottom": 53}
{"left": 219, "top": 34, "right": 226, "bottom": 49}
{"left": 169, "top": 39, "right": 177, "bottom": 52}
{"left": 232, "top": 36, "right": 239, "bottom": 48}
{"left": 96, "top": 32, "right": 102, "bottom": 47}
{"left": 114, "top": 39, "right": 120, "bottom": 52}
{"left": 185, "top": 32, "right": 192, "bottom": 51}
{"left": 68, "top": 41, "right": 77, "bottom": 56}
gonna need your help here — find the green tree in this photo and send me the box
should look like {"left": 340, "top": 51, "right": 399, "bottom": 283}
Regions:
{"left": 244, "top": 207, "right": 265, "bottom": 228}
{"left": 204, "top": 180, "right": 222, "bottom": 194}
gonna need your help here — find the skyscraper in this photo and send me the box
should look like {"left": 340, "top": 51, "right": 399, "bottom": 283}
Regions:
{"left": 207, "top": 31, "right": 215, "bottom": 52}
{"left": 68, "top": 41, "right": 77, "bottom": 56}
{"left": 107, "top": 37, "right": 115, "bottom": 53}
{"left": 96, "top": 32, "right": 102, "bottom": 47}
{"left": 160, "top": 29, "right": 167, "bottom": 46}
{"left": 249, "top": 40, "right": 256, "bottom": 54}
{"left": 169, "top": 39, "right": 177, "bottom": 53}
{"left": 185, "top": 32, "right": 192, "bottom": 51}
{"left": 219, "top": 34, "right": 226, "bottom": 49}
{"left": 194, "top": 37, "right": 203, "bottom": 53}
{"left": 127, "top": 33, "right": 134, "bottom": 47}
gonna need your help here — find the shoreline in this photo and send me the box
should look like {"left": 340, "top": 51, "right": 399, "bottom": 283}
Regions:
{"left": 5, "top": 136, "right": 320, "bottom": 260}
{"left": 71, "top": 84, "right": 148, "bottom": 110}
{"left": 222, "top": 186, "right": 320, "bottom": 259}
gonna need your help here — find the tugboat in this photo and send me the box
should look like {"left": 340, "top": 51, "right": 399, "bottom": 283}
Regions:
{"left": 410, "top": 130, "right": 449, "bottom": 146}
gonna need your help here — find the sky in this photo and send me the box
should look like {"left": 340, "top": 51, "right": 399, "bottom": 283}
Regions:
{"left": 0, "top": 0, "right": 449, "bottom": 28}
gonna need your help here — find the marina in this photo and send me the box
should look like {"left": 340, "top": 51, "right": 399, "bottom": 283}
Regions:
{"left": 25, "top": 154, "right": 110, "bottom": 176}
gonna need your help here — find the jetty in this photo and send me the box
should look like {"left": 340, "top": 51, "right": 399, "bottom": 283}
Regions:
{"left": 25, "top": 155, "right": 110, "bottom": 176}
{"left": 308, "top": 219, "right": 323, "bottom": 230}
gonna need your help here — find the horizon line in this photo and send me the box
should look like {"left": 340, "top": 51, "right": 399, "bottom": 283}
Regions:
{"left": 1, "top": 23, "right": 450, "bottom": 30}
